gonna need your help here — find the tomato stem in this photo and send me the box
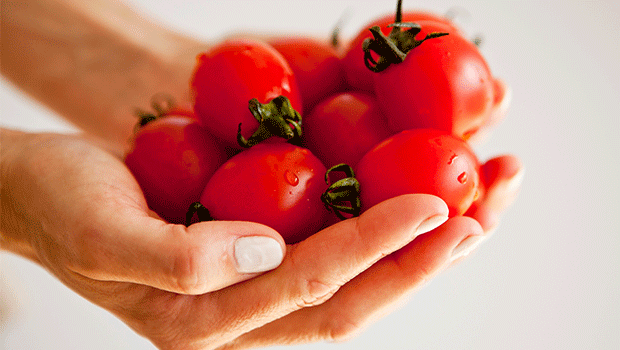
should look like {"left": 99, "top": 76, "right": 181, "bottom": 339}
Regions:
{"left": 133, "top": 93, "right": 177, "bottom": 130}
{"left": 321, "top": 164, "right": 361, "bottom": 220}
{"left": 395, "top": 0, "right": 403, "bottom": 23}
{"left": 472, "top": 34, "right": 483, "bottom": 47}
{"left": 362, "top": 0, "right": 449, "bottom": 72}
{"left": 237, "top": 96, "right": 303, "bottom": 148}
{"left": 185, "top": 202, "right": 212, "bottom": 226}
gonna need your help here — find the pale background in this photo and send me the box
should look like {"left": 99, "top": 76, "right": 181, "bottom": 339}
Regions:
{"left": 1, "top": 1, "right": 619, "bottom": 349}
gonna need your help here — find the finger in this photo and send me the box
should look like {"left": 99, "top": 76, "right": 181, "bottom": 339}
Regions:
{"left": 489, "top": 78, "right": 512, "bottom": 128}
{"left": 67, "top": 205, "right": 286, "bottom": 294}
{"left": 223, "top": 216, "right": 483, "bottom": 347}
{"left": 208, "top": 194, "right": 449, "bottom": 342}
{"left": 467, "top": 154, "right": 524, "bottom": 233}
{"left": 480, "top": 154, "right": 524, "bottom": 211}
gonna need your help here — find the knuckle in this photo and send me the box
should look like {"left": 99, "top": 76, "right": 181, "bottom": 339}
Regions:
{"left": 170, "top": 239, "right": 208, "bottom": 295}
{"left": 323, "top": 313, "right": 362, "bottom": 342}
{"left": 286, "top": 246, "right": 341, "bottom": 308}
{"left": 294, "top": 278, "right": 341, "bottom": 308}
{"left": 414, "top": 264, "right": 433, "bottom": 286}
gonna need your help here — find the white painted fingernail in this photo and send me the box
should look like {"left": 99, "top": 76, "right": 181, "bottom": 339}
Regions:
{"left": 416, "top": 215, "right": 449, "bottom": 236}
{"left": 506, "top": 168, "right": 525, "bottom": 193}
{"left": 234, "top": 236, "right": 284, "bottom": 274}
{"left": 450, "top": 235, "right": 484, "bottom": 263}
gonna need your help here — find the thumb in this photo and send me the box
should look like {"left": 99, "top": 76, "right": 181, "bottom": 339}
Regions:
{"left": 70, "top": 211, "right": 286, "bottom": 294}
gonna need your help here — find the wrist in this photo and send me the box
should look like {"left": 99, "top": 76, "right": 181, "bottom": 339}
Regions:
{"left": 2, "top": 0, "right": 207, "bottom": 150}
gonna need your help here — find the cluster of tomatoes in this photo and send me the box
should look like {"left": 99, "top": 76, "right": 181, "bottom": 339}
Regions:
{"left": 124, "top": 1, "right": 508, "bottom": 244}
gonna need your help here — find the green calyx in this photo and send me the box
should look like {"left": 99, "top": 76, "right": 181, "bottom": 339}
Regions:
{"left": 185, "top": 202, "right": 212, "bottom": 226}
{"left": 362, "top": 0, "right": 449, "bottom": 73}
{"left": 134, "top": 93, "right": 177, "bottom": 130}
{"left": 321, "top": 164, "right": 361, "bottom": 220}
{"left": 237, "top": 95, "right": 303, "bottom": 148}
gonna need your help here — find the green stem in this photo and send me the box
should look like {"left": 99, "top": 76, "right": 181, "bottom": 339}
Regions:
{"left": 321, "top": 164, "right": 361, "bottom": 220}
{"left": 133, "top": 93, "right": 177, "bottom": 130}
{"left": 186, "top": 202, "right": 212, "bottom": 226}
{"left": 362, "top": 0, "right": 449, "bottom": 73}
{"left": 238, "top": 96, "right": 302, "bottom": 148}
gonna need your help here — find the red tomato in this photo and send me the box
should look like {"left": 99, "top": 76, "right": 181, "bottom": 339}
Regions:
{"left": 342, "top": 10, "right": 462, "bottom": 92}
{"left": 465, "top": 77, "right": 512, "bottom": 144}
{"left": 303, "top": 91, "right": 392, "bottom": 168}
{"left": 355, "top": 129, "right": 481, "bottom": 216}
{"left": 269, "top": 37, "right": 345, "bottom": 114}
{"left": 164, "top": 104, "right": 198, "bottom": 121}
{"left": 124, "top": 116, "right": 227, "bottom": 224}
{"left": 372, "top": 20, "right": 495, "bottom": 140}
{"left": 200, "top": 143, "right": 328, "bottom": 244}
{"left": 191, "top": 39, "right": 302, "bottom": 148}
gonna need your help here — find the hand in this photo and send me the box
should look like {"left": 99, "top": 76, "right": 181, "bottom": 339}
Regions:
{"left": 1, "top": 129, "right": 509, "bottom": 349}
{"left": 216, "top": 156, "right": 523, "bottom": 349}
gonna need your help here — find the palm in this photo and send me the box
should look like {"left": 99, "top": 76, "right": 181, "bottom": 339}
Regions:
{"left": 8, "top": 132, "right": 520, "bottom": 350}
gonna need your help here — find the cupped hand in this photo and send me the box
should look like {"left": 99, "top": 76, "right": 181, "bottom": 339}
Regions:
{"left": 214, "top": 155, "right": 523, "bottom": 349}
{"left": 0, "top": 131, "right": 476, "bottom": 349}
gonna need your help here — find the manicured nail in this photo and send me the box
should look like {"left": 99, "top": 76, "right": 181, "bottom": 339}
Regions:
{"left": 234, "top": 236, "right": 284, "bottom": 274}
{"left": 416, "top": 215, "right": 449, "bottom": 236}
{"left": 450, "top": 235, "right": 484, "bottom": 263}
{"left": 506, "top": 168, "right": 525, "bottom": 193}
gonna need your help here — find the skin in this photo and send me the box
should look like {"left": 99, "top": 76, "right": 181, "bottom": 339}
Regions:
{"left": 0, "top": 0, "right": 523, "bottom": 348}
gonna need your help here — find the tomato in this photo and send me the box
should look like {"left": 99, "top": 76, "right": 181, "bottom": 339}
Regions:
{"left": 303, "top": 91, "right": 391, "bottom": 168}
{"left": 200, "top": 143, "right": 328, "bottom": 244}
{"left": 342, "top": 9, "right": 462, "bottom": 92}
{"left": 355, "top": 129, "right": 481, "bottom": 216}
{"left": 124, "top": 116, "right": 227, "bottom": 224}
{"left": 466, "top": 77, "right": 512, "bottom": 144}
{"left": 371, "top": 20, "right": 495, "bottom": 139}
{"left": 164, "top": 104, "right": 198, "bottom": 121}
{"left": 269, "top": 37, "right": 345, "bottom": 114}
{"left": 135, "top": 93, "right": 200, "bottom": 128}
{"left": 191, "top": 39, "right": 302, "bottom": 148}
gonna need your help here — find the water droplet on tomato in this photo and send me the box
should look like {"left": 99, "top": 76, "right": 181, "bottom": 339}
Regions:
{"left": 457, "top": 172, "right": 468, "bottom": 184}
{"left": 285, "top": 170, "right": 299, "bottom": 186}
{"left": 448, "top": 154, "right": 458, "bottom": 165}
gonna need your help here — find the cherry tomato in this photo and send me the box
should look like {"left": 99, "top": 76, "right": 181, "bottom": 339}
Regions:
{"left": 355, "top": 129, "right": 481, "bottom": 216}
{"left": 164, "top": 104, "right": 199, "bottom": 121}
{"left": 303, "top": 91, "right": 391, "bottom": 168}
{"left": 342, "top": 10, "right": 462, "bottom": 92}
{"left": 191, "top": 39, "right": 302, "bottom": 148}
{"left": 269, "top": 37, "right": 345, "bottom": 114}
{"left": 466, "top": 77, "right": 512, "bottom": 144}
{"left": 124, "top": 116, "right": 227, "bottom": 224}
{"left": 372, "top": 20, "right": 495, "bottom": 139}
{"left": 200, "top": 143, "right": 328, "bottom": 244}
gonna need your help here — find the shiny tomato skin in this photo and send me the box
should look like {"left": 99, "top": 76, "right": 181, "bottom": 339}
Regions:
{"left": 269, "top": 37, "right": 345, "bottom": 114}
{"left": 303, "top": 91, "right": 392, "bottom": 168}
{"left": 355, "top": 129, "right": 481, "bottom": 216}
{"left": 191, "top": 39, "right": 302, "bottom": 148}
{"left": 373, "top": 21, "right": 494, "bottom": 140}
{"left": 200, "top": 143, "right": 328, "bottom": 244}
{"left": 342, "top": 11, "right": 462, "bottom": 92}
{"left": 164, "top": 105, "right": 200, "bottom": 121}
{"left": 124, "top": 116, "right": 227, "bottom": 224}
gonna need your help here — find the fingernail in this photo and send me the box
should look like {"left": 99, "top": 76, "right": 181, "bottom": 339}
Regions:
{"left": 416, "top": 215, "right": 449, "bottom": 236}
{"left": 234, "top": 236, "right": 284, "bottom": 274}
{"left": 450, "top": 235, "right": 484, "bottom": 263}
{"left": 506, "top": 168, "right": 525, "bottom": 193}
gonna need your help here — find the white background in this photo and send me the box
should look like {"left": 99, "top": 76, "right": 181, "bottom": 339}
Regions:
{"left": 2, "top": 1, "right": 619, "bottom": 349}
